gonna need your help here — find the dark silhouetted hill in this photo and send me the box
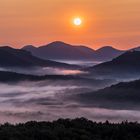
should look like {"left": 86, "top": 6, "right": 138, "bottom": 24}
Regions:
{"left": 0, "top": 46, "right": 78, "bottom": 68}
{"left": 76, "top": 79, "right": 140, "bottom": 110}
{"left": 88, "top": 50, "right": 140, "bottom": 78}
{"left": 23, "top": 41, "right": 95, "bottom": 60}
{"left": 23, "top": 41, "right": 124, "bottom": 61}
{"left": 0, "top": 71, "right": 82, "bottom": 82}
{"left": 94, "top": 46, "right": 124, "bottom": 61}
{"left": 0, "top": 70, "right": 114, "bottom": 90}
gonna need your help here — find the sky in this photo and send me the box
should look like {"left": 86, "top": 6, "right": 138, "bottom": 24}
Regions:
{"left": 0, "top": 0, "right": 140, "bottom": 50}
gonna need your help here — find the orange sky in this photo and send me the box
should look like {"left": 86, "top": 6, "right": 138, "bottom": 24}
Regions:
{"left": 0, "top": 0, "right": 140, "bottom": 50}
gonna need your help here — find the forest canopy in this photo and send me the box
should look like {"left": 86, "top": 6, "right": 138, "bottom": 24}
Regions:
{"left": 0, "top": 118, "right": 140, "bottom": 140}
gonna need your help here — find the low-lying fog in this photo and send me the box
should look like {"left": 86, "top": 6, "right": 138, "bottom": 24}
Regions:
{"left": 0, "top": 80, "right": 140, "bottom": 123}
{"left": 0, "top": 67, "right": 87, "bottom": 76}
{"left": 0, "top": 64, "right": 140, "bottom": 123}
{"left": 52, "top": 60, "right": 102, "bottom": 67}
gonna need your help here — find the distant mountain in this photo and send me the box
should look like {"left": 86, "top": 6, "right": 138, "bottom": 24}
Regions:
{"left": 22, "top": 41, "right": 124, "bottom": 61}
{"left": 0, "top": 46, "right": 78, "bottom": 68}
{"left": 23, "top": 41, "right": 95, "bottom": 60}
{"left": 94, "top": 46, "right": 124, "bottom": 61}
{"left": 88, "top": 50, "right": 140, "bottom": 78}
{"left": 76, "top": 79, "right": 140, "bottom": 110}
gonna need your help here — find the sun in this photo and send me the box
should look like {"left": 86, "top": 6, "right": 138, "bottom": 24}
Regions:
{"left": 73, "top": 18, "right": 82, "bottom": 26}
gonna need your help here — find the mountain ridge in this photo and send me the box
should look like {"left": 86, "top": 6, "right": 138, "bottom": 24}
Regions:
{"left": 0, "top": 46, "right": 79, "bottom": 69}
{"left": 76, "top": 79, "right": 140, "bottom": 110}
{"left": 87, "top": 50, "right": 140, "bottom": 79}
{"left": 22, "top": 41, "right": 125, "bottom": 61}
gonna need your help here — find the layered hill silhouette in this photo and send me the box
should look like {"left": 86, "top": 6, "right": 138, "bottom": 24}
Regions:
{"left": 0, "top": 71, "right": 81, "bottom": 82}
{"left": 76, "top": 79, "right": 140, "bottom": 110}
{"left": 0, "top": 46, "right": 78, "bottom": 68}
{"left": 0, "top": 70, "right": 114, "bottom": 90}
{"left": 95, "top": 46, "right": 124, "bottom": 60}
{"left": 23, "top": 41, "right": 124, "bottom": 61}
{"left": 88, "top": 50, "right": 140, "bottom": 78}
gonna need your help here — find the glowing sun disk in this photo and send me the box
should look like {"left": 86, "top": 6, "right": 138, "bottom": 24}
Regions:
{"left": 73, "top": 18, "right": 82, "bottom": 26}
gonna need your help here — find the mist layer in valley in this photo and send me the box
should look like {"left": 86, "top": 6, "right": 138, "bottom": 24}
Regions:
{"left": 1, "top": 79, "right": 140, "bottom": 123}
{"left": 0, "top": 46, "right": 140, "bottom": 123}
{"left": 0, "top": 60, "right": 117, "bottom": 123}
{"left": 0, "top": 64, "right": 140, "bottom": 123}
{"left": 0, "top": 77, "right": 114, "bottom": 123}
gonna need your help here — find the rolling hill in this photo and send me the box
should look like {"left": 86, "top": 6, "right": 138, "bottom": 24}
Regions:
{"left": 76, "top": 79, "right": 140, "bottom": 110}
{"left": 94, "top": 46, "right": 124, "bottom": 61}
{"left": 0, "top": 70, "right": 114, "bottom": 90}
{"left": 23, "top": 41, "right": 124, "bottom": 61}
{"left": 87, "top": 50, "right": 140, "bottom": 78}
{"left": 0, "top": 46, "right": 78, "bottom": 68}
{"left": 0, "top": 70, "right": 81, "bottom": 82}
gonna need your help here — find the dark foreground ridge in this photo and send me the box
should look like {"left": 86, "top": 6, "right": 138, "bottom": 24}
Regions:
{"left": 0, "top": 118, "right": 140, "bottom": 140}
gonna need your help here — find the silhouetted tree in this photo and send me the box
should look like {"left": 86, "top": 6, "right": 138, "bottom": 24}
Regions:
{"left": 0, "top": 118, "right": 139, "bottom": 140}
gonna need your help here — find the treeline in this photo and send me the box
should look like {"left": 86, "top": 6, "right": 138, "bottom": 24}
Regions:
{"left": 0, "top": 118, "right": 140, "bottom": 140}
